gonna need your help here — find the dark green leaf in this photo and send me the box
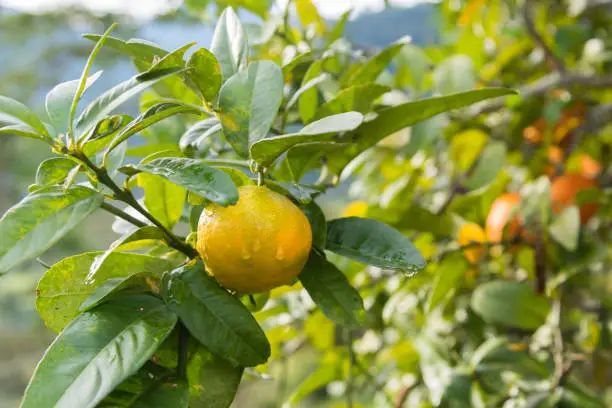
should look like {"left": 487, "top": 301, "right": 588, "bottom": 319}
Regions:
{"left": 329, "top": 88, "right": 517, "bottom": 175}
{"left": 96, "top": 363, "right": 173, "bottom": 407}
{"left": 427, "top": 254, "right": 469, "bottom": 312}
{"left": 326, "top": 217, "right": 426, "bottom": 273}
{"left": 217, "top": 60, "right": 284, "bottom": 158}
{"left": 300, "top": 200, "right": 327, "bottom": 249}
{"left": 79, "top": 274, "right": 156, "bottom": 312}
{"left": 21, "top": 295, "right": 177, "bottom": 408}
{"left": 250, "top": 112, "right": 363, "bottom": 166}
{"left": 471, "top": 281, "right": 551, "bottom": 330}
{"left": 132, "top": 380, "right": 189, "bottom": 408}
{"left": 134, "top": 157, "right": 239, "bottom": 206}
{"left": 315, "top": 83, "right": 390, "bottom": 119}
{"left": 0, "top": 186, "right": 102, "bottom": 274}
{"left": 211, "top": 7, "right": 249, "bottom": 81}
{"left": 37, "top": 252, "right": 176, "bottom": 332}
{"left": 76, "top": 67, "right": 185, "bottom": 135}
{"left": 0, "top": 95, "right": 49, "bottom": 138}
{"left": 187, "top": 347, "right": 244, "bottom": 408}
{"left": 35, "top": 158, "right": 78, "bottom": 186}
{"left": 45, "top": 71, "right": 102, "bottom": 134}
{"left": 187, "top": 48, "right": 223, "bottom": 102}
{"left": 299, "top": 251, "right": 364, "bottom": 327}
{"left": 162, "top": 262, "right": 271, "bottom": 366}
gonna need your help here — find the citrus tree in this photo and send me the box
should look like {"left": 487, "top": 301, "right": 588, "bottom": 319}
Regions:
{"left": 0, "top": 0, "right": 610, "bottom": 407}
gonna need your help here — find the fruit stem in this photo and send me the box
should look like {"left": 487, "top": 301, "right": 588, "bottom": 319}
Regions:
{"left": 257, "top": 169, "right": 264, "bottom": 186}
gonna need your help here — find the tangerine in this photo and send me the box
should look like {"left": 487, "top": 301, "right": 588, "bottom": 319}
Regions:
{"left": 485, "top": 193, "right": 521, "bottom": 243}
{"left": 458, "top": 223, "right": 487, "bottom": 264}
{"left": 550, "top": 174, "right": 599, "bottom": 224}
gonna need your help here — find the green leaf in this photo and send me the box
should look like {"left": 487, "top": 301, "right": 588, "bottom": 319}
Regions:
{"left": 134, "top": 157, "right": 239, "bottom": 206}
{"left": 286, "top": 142, "right": 350, "bottom": 182}
{"left": 549, "top": 206, "right": 580, "bottom": 252}
{"left": 299, "top": 251, "right": 364, "bottom": 327}
{"left": 37, "top": 252, "right": 176, "bottom": 332}
{"left": 138, "top": 173, "right": 187, "bottom": 229}
{"left": 69, "top": 24, "right": 118, "bottom": 139}
{"left": 344, "top": 43, "right": 405, "bottom": 86}
{"left": 326, "top": 217, "right": 426, "bottom": 273}
{"left": 76, "top": 67, "right": 185, "bottom": 136}
{"left": 314, "top": 83, "right": 390, "bottom": 119}
{"left": 433, "top": 55, "right": 476, "bottom": 94}
{"left": 328, "top": 88, "right": 517, "bottom": 175}
{"left": 299, "top": 60, "right": 323, "bottom": 124}
{"left": 0, "top": 123, "right": 47, "bottom": 140}
{"left": 35, "top": 157, "right": 78, "bottom": 186}
{"left": 211, "top": 7, "right": 249, "bottom": 81}
{"left": 471, "top": 281, "right": 551, "bottom": 330}
{"left": 45, "top": 71, "right": 102, "bottom": 135}
{"left": 162, "top": 262, "right": 271, "bottom": 367}
{"left": 327, "top": 10, "right": 351, "bottom": 44}
{"left": 250, "top": 112, "right": 363, "bottom": 166}
{"left": 217, "top": 60, "right": 284, "bottom": 158}
{"left": 132, "top": 379, "right": 189, "bottom": 408}
{"left": 187, "top": 347, "right": 244, "bottom": 408}
{"left": 179, "top": 118, "right": 222, "bottom": 152}
{"left": 288, "top": 359, "right": 338, "bottom": 405}
{"left": 427, "top": 254, "right": 469, "bottom": 312}
{"left": 0, "top": 95, "right": 49, "bottom": 138}
{"left": 83, "top": 34, "right": 168, "bottom": 64}
{"left": 464, "top": 141, "right": 506, "bottom": 190}
{"left": 96, "top": 363, "right": 174, "bottom": 407}
{"left": 300, "top": 201, "right": 327, "bottom": 249}
{"left": 21, "top": 295, "right": 177, "bottom": 408}
{"left": 282, "top": 51, "right": 313, "bottom": 75}
{"left": 296, "top": 0, "right": 326, "bottom": 34}
{"left": 89, "top": 226, "right": 166, "bottom": 280}
{"left": 79, "top": 274, "right": 155, "bottom": 313}
{"left": 187, "top": 48, "right": 223, "bottom": 102}
{"left": 286, "top": 73, "right": 330, "bottom": 111}
{"left": 0, "top": 186, "right": 102, "bottom": 274}
{"left": 265, "top": 180, "right": 323, "bottom": 204}
{"left": 103, "top": 102, "right": 200, "bottom": 158}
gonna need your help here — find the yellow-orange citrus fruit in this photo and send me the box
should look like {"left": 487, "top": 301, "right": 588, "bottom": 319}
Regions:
{"left": 486, "top": 193, "right": 521, "bottom": 243}
{"left": 197, "top": 185, "right": 312, "bottom": 294}
{"left": 458, "top": 223, "right": 487, "bottom": 264}
{"left": 523, "top": 118, "right": 546, "bottom": 144}
{"left": 579, "top": 154, "right": 602, "bottom": 180}
{"left": 550, "top": 174, "right": 599, "bottom": 224}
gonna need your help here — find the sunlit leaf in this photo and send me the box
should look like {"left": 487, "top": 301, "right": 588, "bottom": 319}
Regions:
{"left": 211, "top": 7, "right": 249, "bottom": 81}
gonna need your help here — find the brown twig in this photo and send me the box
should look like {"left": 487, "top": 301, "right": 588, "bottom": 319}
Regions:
{"left": 522, "top": 0, "right": 566, "bottom": 73}
{"left": 394, "top": 385, "right": 411, "bottom": 408}
{"left": 534, "top": 226, "right": 546, "bottom": 295}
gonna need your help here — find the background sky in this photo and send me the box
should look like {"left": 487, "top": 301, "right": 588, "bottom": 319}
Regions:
{"left": 0, "top": 0, "right": 427, "bottom": 19}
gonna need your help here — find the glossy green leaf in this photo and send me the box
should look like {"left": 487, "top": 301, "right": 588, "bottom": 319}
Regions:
{"left": 549, "top": 206, "right": 580, "bottom": 252}
{"left": 104, "top": 102, "right": 200, "bottom": 157}
{"left": 427, "top": 253, "right": 469, "bottom": 312}
{"left": 217, "top": 60, "right": 283, "bottom": 158}
{"left": 265, "top": 180, "right": 323, "bottom": 204}
{"left": 345, "top": 43, "right": 405, "bottom": 85}
{"left": 326, "top": 217, "right": 426, "bottom": 273}
{"left": 300, "top": 200, "right": 327, "bottom": 249}
{"left": 250, "top": 112, "right": 363, "bottom": 166}
{"left": 35, "top": 158, "right": 78, "bottom": 187}
{"left": 0, "top": 95, "right": 49, "bottom": 138}
{"left": 329, "top": 88, "right": 517, "bottom": 175}
{"left": 315, "top": 83, "right": 390, "bottom": 119}
{"left": 464, "top": 141, "right": 506, "bottom": 190}
{"left": 138, "top": 173, "right": 187, "bottom": 229}
{"left": 37, "top": 252, "right": 176, "bottom": 332}
{"left": 21, "top": 295, "right": 177, "bottom": 408}
{"left": 76, "top": 67, "right": 185, "bottom": 135}
{"left": 45, "top": 71, "right": 102, "bottom": 134}
{"left": 134, "top": 157, "right": 238, "bottom": 206}
{"left": 162, "top": 262, "right": 271, "bottom": 367}
{"left": 96, "top": 363, "right": 173, "bottom": 407}
{"left": 0, "top": 186, "right": 102, "bottom": 274}
{"left": 186, "top": 48, "right": 223, "bottom": 102}
{"left": 187, "top": 347, "right": 244, "bottom": 408}
{"left": 79, "top": 274, "right": 155, "bottom": 313}
{"left": 286, "top": 142, "right": 350, "bottom": 182}
{"left": 471, "top": 281, "right": 551, "bottom": 330}
{"left": 83, "top": 34, "right": 169, "bottom": 64}
{"left": 89, "top": 226, "right": 166, "bottom": 280}
{"left": 179, "top": 118, "right": 222, "bottom": 152}
{"left": 132, "top": 380, "right": 189, "bottom": 408}
{"left": 299, "top": 60, "right": 323, "bottom": 124}
{"left": 211, "top": 7, "right": 248, "bottom": 81}
{"left": 299, "top": 251, "right": 364, "bottom": 327}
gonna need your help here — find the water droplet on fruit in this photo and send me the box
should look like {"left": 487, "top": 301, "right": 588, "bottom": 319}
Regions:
{"left": 276, "top": 247, "right": 285, "bottom": 261}
{"left": 241, "top": 247, "right": 252, "bottom": 261}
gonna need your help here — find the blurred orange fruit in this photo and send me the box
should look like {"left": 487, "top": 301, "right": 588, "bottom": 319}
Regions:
{"left": 458, "top": 223, "right": 487, "bottom": 264}
{"left": 523, "top": 102, "right": 586, "bottom": 145}
{"left": 550, "top": 174, "right": 599, "bottom": 224}
{"left": 579, "top": 154, "right": 602, "bottom": 179}
{"left": 544, "top": 146, "right": 564, "bottom": 178}
{"left": 486, "top": 193, "right": 522, "bottom": 243}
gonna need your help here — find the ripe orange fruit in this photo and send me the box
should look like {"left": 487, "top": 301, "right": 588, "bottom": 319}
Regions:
{"left": 579, "top": 154, "right": 602, "bottom": 180}
{"left": 544, "top": 146, "right": 564, "bottom": 178}
{"left": 523, "top": 103, "right": 586, "bottom": 145}
{"left": 458, "top": 223, "right": 487, "bottom": 264}
{"left": 550, "top": 174, "right": 599, "bottom": 224}
{"left": 486, "top": 193, "right": 521, "bottom": 243}
{"left": 523, "top": 118, "right": 546, "bottom": 144}
{"left": 197, "top": 185, "right": 312, "bottom": 294}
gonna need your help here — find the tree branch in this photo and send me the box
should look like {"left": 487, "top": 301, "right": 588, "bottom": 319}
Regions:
{"left": 100, "top": 201, "right": 148, "bottom": 228}
{"left": 522, "top": 0, "right": 566, "bottom": 72}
